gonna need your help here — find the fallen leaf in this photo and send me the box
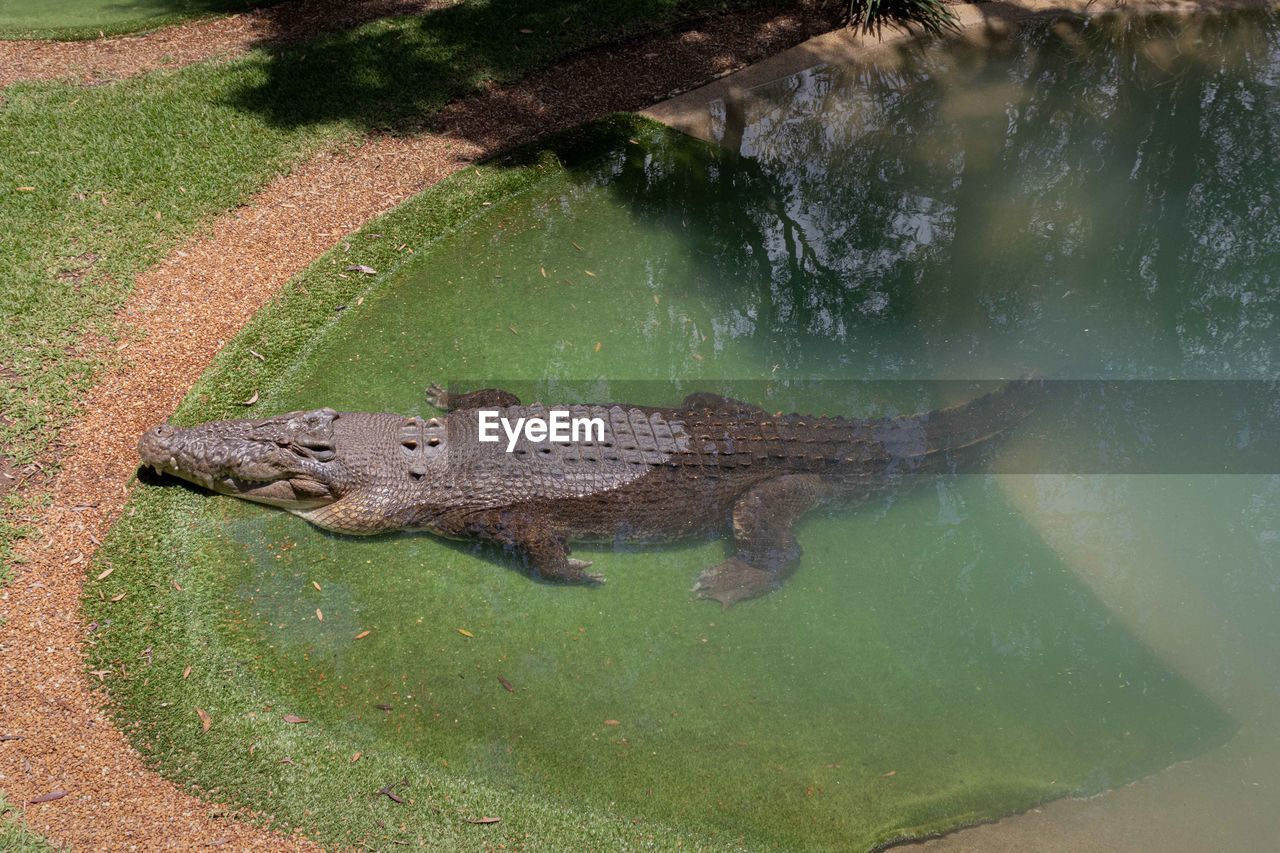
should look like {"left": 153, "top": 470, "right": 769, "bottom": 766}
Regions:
{"left": 519, "top": 27, "right": 533, "bottom": 33}
{"left": 456, "top": 628, "right": 474, "bottom": 638}
{"left": 279, "top": 757, "right": 295, "bottom": 766}
{"left": 497, "top": 675, "right": 515, "bottom": 694}
{"left": 311, "top": 581, "right": 321, "bottom": 591}
{"left": 16, "top": 186, "right": 35, "bottom": 192}
{"left": 171, "top": 579, "right": 184, "bottom": 591}
{"left": 691, "top": 353, "right": 703, "bottom": 361}
{"left": 110, "top": 592, "right": 126, "bottom": 602}
{"left": 594, "top": 341, "right": 602, "bottom": 353}
{"left": 196, "top": 707, "right": 211, "bottom": 733}
{"left": 584, "top": 270, "right": 596, "bottom": 277}
{"left": 249, "top": 349, "right": 266, "bottom": 362}
{"left": 603, "top": 719, "right": 621, "bottom": 726}
{"left": 374, "top": 703, "right": 392, "bottom": 712}
{"left": 0, "top": 735, "right": 25, "bottom": 742}
{"left": 282, "top": 714, "right": 309, "bottom": 724}
{"left": 466, "top": 817, "right": 501, "bottom": 825}
{"left": 28, "top": 790, "right": 66, "bottom": 804}
{"left": 88, "top": 669, "right": 111, "bottom": 681}
{"left": 315, "top": 608, "right": 323, "bottom": 622}
{"left": 182, "top": 665, "right": 192, "bottom": 680}
{"left": 508, "top": 325, "right": 519, "bottom": 335}
{"left": 571, "top": 241, "right": 584, "bottom": 251}
{"left": 95, "top": 567, "right": 114, "bottom": 581}
{"left": 539, "top": 267, "right": 547, "bottom": 278}
{"left": 154, "top": 210, "right": 162, "bottom": 221}
{"left": 346, "top": 264, "right": 377, "bottom": 275}
{"left": 354, "top": 630, "right": 371, "bottom": 640}
{"left": 241, "top": 391, "right": 259, "bottom": 406}
{"left": 653, "top": 295, "right": 660, "bottom": 305}
{"left": 881, "top": 770, "right": 897, "bottom": 778}
{"left": 351, "top": 751, "right": 362, "bottom": 763}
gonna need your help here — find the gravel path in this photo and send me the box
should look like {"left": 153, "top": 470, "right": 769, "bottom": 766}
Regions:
{"left": 0, "top": 4, "right": 842, "bottom": 847}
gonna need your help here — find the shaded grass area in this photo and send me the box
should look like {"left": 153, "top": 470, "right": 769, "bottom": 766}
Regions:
{"left": 88, "top": 116, "right": 1234, "bottom": 849}
{"left": 0, "top": 793, "right": 50, "bottom": 851}
{"left": 0, "top": 0, "right": 777, "bottom": 562}
{"left": 0, "top": 0, "right": 277, "bottom": 40}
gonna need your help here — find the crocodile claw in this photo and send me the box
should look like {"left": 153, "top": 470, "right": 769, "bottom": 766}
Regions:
{"left": 425, "top": 383, "right": 450, "bottom": 410}
{"left": 567, "top": 558, "right": 604, "bottom": 585}
{"left": 692, "top": 557, "right": 773, "bottom": 609}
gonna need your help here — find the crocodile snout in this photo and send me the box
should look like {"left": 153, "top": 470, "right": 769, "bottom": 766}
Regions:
{"left": 137, "top": 423, "right": 178, "bottom": 469}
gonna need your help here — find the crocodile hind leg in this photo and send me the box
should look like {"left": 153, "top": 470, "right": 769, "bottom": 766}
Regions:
{"left": 426, "top": 384, "right": 521, "bottom": 411}
{"left": 692, "top": 474, "right": 827, "bottom": 608}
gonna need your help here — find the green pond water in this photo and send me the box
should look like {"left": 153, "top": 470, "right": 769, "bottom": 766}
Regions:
{"left": 119, "top": 11, "right": 1280, "bottom": 850}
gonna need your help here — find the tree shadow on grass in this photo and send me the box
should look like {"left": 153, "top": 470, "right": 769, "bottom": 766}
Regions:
{"left": 227, "top": 0, "right": 846, "bottom": 136}
{"left": 230, "top": 0, "right": 707, "bottom": 132}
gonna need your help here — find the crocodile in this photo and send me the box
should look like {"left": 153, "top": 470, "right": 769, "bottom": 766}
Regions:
{"left": 137, "top": 381, "right": 1040, "bottom": 607}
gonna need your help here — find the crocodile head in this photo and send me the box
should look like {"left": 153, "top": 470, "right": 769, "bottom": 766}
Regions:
{"left": 137, "top": 408, "right": 348, "bottom": 510}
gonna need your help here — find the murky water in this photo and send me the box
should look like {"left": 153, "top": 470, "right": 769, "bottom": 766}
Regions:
{"left": 185, "top": 12, "right": 1280, "bottom": 849}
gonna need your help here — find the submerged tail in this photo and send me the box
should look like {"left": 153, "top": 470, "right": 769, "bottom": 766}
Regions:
{"left": 874, "top": 378, "right": 1044, "bottom": 474}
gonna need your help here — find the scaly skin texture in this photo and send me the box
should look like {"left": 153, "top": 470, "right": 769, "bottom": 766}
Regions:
{"left": 137, "top": 382, "right": 1039, "bottom": 606}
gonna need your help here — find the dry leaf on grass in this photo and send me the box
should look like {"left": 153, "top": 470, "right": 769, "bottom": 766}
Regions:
{"left": 465, "top": 816, "right": 501, "bottom": 825}
{"left": 196, "top": 707, "right": 211, "bottom": 733}
{"left": 282, "top": 714, "right": 309, "bottom": 724}
{"left": 241, "top": 391, "right": 259, "bottom": 406}
{"left": 354, "top": 630, "right": 371, "bottom": 640}
{"left": 456, "top": 628, "right": 474, "bottom": 638}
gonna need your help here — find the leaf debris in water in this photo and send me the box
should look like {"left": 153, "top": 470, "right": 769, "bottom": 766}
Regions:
{"left": 497, "top": 675, "right": 515, "bottom": 693}
{"left": 456, "top": 628, "right": 474, "bottom": 638}
{"left": 196, "top": 707, "right": 211, "bottom": 733}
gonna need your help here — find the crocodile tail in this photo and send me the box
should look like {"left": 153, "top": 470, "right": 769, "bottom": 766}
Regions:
{"left": 914, "top": 377, "right": 1044, "bottom": 466}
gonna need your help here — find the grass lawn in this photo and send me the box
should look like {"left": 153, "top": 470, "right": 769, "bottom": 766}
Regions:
{"left": 0, "top": 0, "right": 279, "bottom": 40}
{"left": 0, "top": 793, "right": 50, "bottom": 851}
{"left": 0, "top": 0, "right": 774, "bottom": 564}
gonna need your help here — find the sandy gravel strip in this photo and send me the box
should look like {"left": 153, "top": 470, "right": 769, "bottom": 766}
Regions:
{"left": 0, "top": 5, "right": 843, "bottom": 848}
{"left": 0, "top": 0, "right": 441, "bottom": 90}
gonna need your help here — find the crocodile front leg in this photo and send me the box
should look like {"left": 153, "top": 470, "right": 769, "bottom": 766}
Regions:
{"left": 425, "top": 384, "right": 521, "bottom": 411}
{"left": 446, "top": 508, "right": 604, "bottom": 585}
{"left": 693, "top": 474, "right": 827, "bottom": 608}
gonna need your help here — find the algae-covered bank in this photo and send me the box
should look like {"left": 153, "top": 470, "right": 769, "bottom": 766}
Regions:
{"left": 90, "top": 12, "right": 1280, "bottom": 850}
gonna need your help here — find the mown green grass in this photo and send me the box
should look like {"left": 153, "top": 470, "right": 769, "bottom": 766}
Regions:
{"left": 0, "top": 0, "right": 278, "bottom": 41}
{"left": 0, "top": 0, "right": 778, "bottom": 565}
{"left": 0, "top": 793, "right": 50, "bottom": 851}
